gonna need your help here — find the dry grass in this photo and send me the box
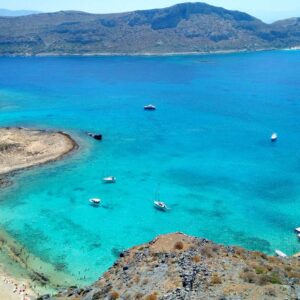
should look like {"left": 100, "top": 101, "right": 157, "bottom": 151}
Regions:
{"left": 192, "top": 255, "right": 201, "bottom": 263}
{"left": 109, "top": 291, "right": 120, "bottom": 300}
{"left": 145, "top": 294, "right": 158, "bottom": 300}
{"left": 174, "top": 241, "right": 184, "bottom": 250}
{"left": 254, "top": 266, "right": 267, "bottom": 275}
{"left": 210, "top": 273, "right": 222, "bottom": 284}
{"left": 240, "top": 270, "right": 257, "bottom": 283}
{"left": 287, "top": 271, "right": 300, "bottom": 280}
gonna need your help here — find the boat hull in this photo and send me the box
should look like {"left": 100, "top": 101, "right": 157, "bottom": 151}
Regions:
{"left": 103, "top": 177, "right": 116, "bottom": 183}
{"left": 154, "top": 201, "right": 168, "bottom": 211}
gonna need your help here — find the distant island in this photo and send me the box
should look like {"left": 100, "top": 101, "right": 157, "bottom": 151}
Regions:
{"left": 0, "top": 2, "right": 299, "bottom": 56}
{"left": 0, "top": 9, "right": 41, "bottom": 17}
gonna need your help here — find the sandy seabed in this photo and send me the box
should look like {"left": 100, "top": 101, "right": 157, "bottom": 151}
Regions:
{"left": 0, "top": 127, "right": 78, "bottom": 299}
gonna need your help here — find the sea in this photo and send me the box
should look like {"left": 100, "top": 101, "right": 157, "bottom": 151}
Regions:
{"left": 0, "top": 50, "right": 300, "bottom": 289}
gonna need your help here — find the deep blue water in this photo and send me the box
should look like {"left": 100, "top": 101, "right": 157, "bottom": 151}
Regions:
{"left": 0, "top": 51, "right": 300, "bottom": 287}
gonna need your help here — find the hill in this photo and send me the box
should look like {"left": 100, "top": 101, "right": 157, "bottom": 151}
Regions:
{"left": 0, "top": 9, "right": 40, "bottom": 17}
{"left": 0, "top": 2, "right": 300, "bottom": 55}
{"left": 41, "top": 233, "right": 300, "bottom": 300}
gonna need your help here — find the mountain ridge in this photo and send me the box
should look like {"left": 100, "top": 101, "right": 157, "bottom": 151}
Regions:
{"left": 0, "top": 8, "right": 41, "bottom": 17}
{"left": 0, "top": 2, "right": 299, "bottom": 55}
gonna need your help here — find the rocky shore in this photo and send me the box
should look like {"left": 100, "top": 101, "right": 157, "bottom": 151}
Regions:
{"left": 0, "top": 127, "right": 77, "bottom": 187}
{"left": 43, "top": 232, "right": 300, "bottom": 300}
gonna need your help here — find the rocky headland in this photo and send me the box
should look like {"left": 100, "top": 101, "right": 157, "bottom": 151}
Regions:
{"left": 44, "top": 232, "right": 300, "bottom": 300}
{"left": 0, "top": 127, "right": 77, "bottom": 187}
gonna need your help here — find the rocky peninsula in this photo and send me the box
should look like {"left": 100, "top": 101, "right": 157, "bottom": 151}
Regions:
{"left": 0, "top": 127, "right": 77, "bottom": 187}
{"left": 44, "top": 232, "right": 300, "bottom": 300}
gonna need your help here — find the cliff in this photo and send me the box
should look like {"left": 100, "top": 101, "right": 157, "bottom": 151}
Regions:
{"left": 43, "top": 232, "right": 300, "bottom": 300}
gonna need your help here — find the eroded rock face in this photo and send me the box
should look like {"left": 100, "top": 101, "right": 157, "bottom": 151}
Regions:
{"left": 46, "top": 233, "right": 300, "bottom": 300}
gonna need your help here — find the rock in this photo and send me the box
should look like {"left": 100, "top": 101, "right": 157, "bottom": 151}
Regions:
{"left": 87, "top": 133, "right": 102, "bottom": 141}
{"left": 45, "top": 233, "right": 300, "bottom": 300}
{"left": 37, "top": 295, "right": 51, "bottom": 300}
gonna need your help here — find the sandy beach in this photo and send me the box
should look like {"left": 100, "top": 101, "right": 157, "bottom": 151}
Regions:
{"left": 0, "top": 271, "right": 35, "bottom": 300}
{"left": 0, "top": 127, "right": 78, "bottom": 298}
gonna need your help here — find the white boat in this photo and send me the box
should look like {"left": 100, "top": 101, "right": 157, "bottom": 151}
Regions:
{"left": 144, "top": 104, "right": 156, "bottom": 111}
{"left": 295, "top": 227, "right": 300, "bottom": 233}
{"left": 275, "top": 250, "right": 287, "bottom": 258}
{"left": 103, "top": 176, "right": 116, "bottom": 184}
{"left": 271, "top": 133, "right": 278, "bottom": 142}
{"left": 154, "top": 201, "right": 168, "bottom": 211}
{"left": 89, "top": 198, "right": 101, "bottom": 205}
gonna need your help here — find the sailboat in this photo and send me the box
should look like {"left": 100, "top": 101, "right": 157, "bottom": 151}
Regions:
{"left": 154, "top": 201, "right": 168, "bottom": 211}
{"left": 153, "top": 186, "right": 169, "bottom": 211}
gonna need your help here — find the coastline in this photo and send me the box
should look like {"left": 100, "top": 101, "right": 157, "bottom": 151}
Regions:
{"left": 0, "top": 47, "right": 299, "bottom": 58}
{"left": 0, "top": 266, "right": 35, "bottom": 300}
{"left": 0, "top": 52, "right": 298, "bottom": 300}
{"left": 0, "top": 227, "right": 83, "bottom": 297}
{"left": 0, "top": 127, "right": 78, "bottom": 187}
{"left": 0, "top": 127, "right": 79, "bottom": 297}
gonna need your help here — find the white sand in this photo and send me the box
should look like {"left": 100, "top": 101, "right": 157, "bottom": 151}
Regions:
{"left": 0, "top": 272, "right": 35, "bottom": 300}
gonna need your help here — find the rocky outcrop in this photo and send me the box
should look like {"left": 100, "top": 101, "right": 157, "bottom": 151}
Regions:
{"left": 0, "top": 127, "right": 77, "bottom": 179}
{"left": 45, "top": 233, "right": 300, "bottom": 300}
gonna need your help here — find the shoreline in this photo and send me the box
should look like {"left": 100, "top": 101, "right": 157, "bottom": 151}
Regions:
{"left": 0, "top": 227, "right": 83, "bottom": 297}
{"left": 0, "top": 127, "right": 79, "bottom": 297}
{"left": 0, "top": 273, "right": 34, "bottom": 300}
{"left": 0, "top": 47, "right": 299, "bottom": 58}
{"left": 0, "top": 127, "right": 78, "bottom": 188}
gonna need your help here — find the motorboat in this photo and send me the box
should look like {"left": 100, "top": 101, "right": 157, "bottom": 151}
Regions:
{"left": 103, "top": 176, "right": 116, "bottom": 183}
{"left": 275, "top": 250, "right": 287, "bottom": 258}
{"left": 295, "top": 227, "right": 300, "bottom": 233}
{"left": 144, "top": 104, "right": 156, "bottom": 111}
{"left": 154, "top": 201, "right": 168, "bottom": 211}
{"left": 89, "top": 198, "right": 101, "bottom": 205}
{"left": 271, "top": 133, "right": 278, "bottom": 142}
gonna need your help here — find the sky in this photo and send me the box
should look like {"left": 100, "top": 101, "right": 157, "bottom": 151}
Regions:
{"left": 0, "top": 0, "right": 299, "bottom": 23}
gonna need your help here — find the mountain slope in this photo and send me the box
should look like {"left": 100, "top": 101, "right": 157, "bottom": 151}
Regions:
{"left": 0, "top": 2, "right": 299, "bottom": 55}
{"left": 43, "top": 233, "right": 300, "bottom": 300}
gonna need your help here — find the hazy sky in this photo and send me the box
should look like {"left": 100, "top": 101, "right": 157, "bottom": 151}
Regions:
{"left": 0, "top": 0, "right": 299, "bottom": 23}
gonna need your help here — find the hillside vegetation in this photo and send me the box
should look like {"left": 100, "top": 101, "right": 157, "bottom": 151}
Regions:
{"left": 0, "top": 2, "right": 300, "bottom": 55}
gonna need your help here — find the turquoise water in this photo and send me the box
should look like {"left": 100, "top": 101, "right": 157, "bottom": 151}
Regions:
{"left": 0, "top": 51, "right": 300, "bottom": 286}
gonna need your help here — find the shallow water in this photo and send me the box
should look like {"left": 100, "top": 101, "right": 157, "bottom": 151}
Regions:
{"left": 0, "top": 51, "right": 300, "bottom": 287}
